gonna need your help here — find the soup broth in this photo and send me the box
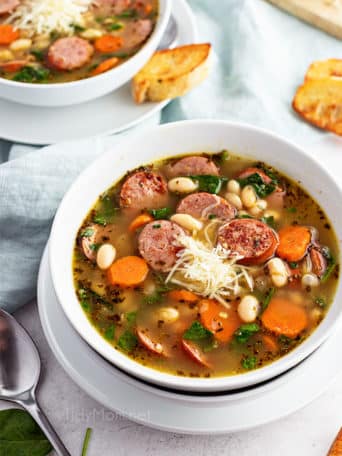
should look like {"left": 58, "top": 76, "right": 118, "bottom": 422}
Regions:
{"left": 73, "top": 152, "right": 339, "bottom": 378}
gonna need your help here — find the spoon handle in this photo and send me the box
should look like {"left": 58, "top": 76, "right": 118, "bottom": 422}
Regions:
{"left": 21, "top": 397, "right": 71, "bottom": 456}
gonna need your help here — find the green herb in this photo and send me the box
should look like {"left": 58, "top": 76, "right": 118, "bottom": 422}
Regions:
{"left": 190, "top": 175, "right": 227, "bottom": 194}
{"left": 118, "top": 330, "right": 138, "bottom": 352}
{"left": 104, "top": 324, "right": 115, "bottom": 341}
{"left": 237, "top": 213, "right": 253, "bottom": 219}
{"left": 218, "top": 149, "right": 229, "bottom": 163}
{"left": 208, "top": 214, "right": 217, "bottom": 220}
{"left": 143, "top": 291, "right": 163, "bottom": 305}
{"left": 262, "top": 287, "right": 275, "bottom": 311}
{"left": 93, "top": 194, "right": 118, "bottom": 226}
{"left": 107, "top": 22, "right": 123, "bottom": 31}
{"left": 234, "top": 323, "right": 260, "bottom": 344}
{"left": 89, "top": 243, "right": 100, "bottom": 252}
{"left": 50, "top": 30, "right": 59, "bottom": 40}
{"left": 71, "top": 23, "right": 85, "bottom": 32}
{"left": 241, "top": 355, "right": 257, "bottom": 370}
{"left": 315, "top": 297, "right": 326, "bottom": 308}
{"left": 278, "top": 335, "right": 295, "bottom": 346}
{"left": 78, "top": 288, "right": 90, "bottom": 311}
{"left": 126, "top": 311, "right": 137, "bottom": 325}
{"left": 81, "top": 427, "right": 92, "bottom": 456}
{"left": 183, "top": 321, "right": 213, "bottom": 341}
{"left": 0, "top": 409, "right": 52, "bottom": 456}
{"left": 321, "top": 247, "right": 337, "bottom": 283}
{"left": 13, "top": 66, "right": 50, "bottom": 83}
{"left": 287, "top": 207, "right": 297, "bottom": 213}
{"left": 237, "top": 173, "right": 276, "bottom": 198}
{"left": 116, "top": 9, "right": 138, "bottom": 18}
{"left": 107, "top": 52, "right": 131, "bottom": 59}
{"left": 95, "top": 16, "right": 104, "bottom": 23}
{"left": 260, "top": 215, "right": 276, "bottom": 229}
{"left": 152, "top": 224, "right": 161, "bottom": 229}
{"left": 30, "top": 50, "right": 45, "bottom": 61}
{"left": 148, "top": 207, "right": 172, "bottom": 219}
{"left": 81, "top": 228, "right": 94, "bottom": 238}
{"left": 289, "top": 262, "right": 298, "bottom": 269}
{"left": 203, "top": 339, "right": 219, "bottom": 353}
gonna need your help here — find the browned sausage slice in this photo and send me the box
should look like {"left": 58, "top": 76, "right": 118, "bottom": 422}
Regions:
{"left": 310, "top": 247, "right": 327, "bottom": 278}
{"left": 80, "top": 223, "right": 112, "bottom": 261}
{"left": 0, "top": 0, "right": 19, "bottom": 15}
{"left": 48, "top": 37, "right": 94, "bottom": 71}
{"left": 237, "top": 167, "right": 273, "bottom": 183}
{"left": 217, "top": 218, "right": 279, "bottom": 265}
{"left": 176, "top": 192, "right": 236, "bottom": 221}
{"left": 181, "top": 340, "right": 211, "bottom": 368}
{"left": 137, "top": 328, "right": 167, "bottom": 356}
{"left": 121, "top": 19, "right": 153, "bottom": 50}
{"left": 120, "top": 171, "right": 168, "bottom": 211}
{"left": 165, "top": 156, "right": 219, "bottom": 179}
{"left": 138, "top": 220, "right": 184, "bottom": 272}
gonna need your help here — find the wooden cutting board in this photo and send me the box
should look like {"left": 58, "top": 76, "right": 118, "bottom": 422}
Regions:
{"left": 266, "top": 0, "right": 342, "bottom": 39}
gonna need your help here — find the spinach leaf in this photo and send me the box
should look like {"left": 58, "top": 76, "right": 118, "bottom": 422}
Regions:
{"left": 81, "top": 428, "right": 92, "bottom": 456}
{"left": 288, "top": 262, "right": 298, "bottom": 269}
{"left": 13, "top": 66, "right": 50, "bottom": 83}
{"left": 126, "top": 311, "right": 137, "bottom": 325}
{"left": 237, "top": 173, "right": 276, "bottom": 198}
{"left": 241, "top": 355, "right": 257, "bottom": 370}
{"left": 118, "top": 330, "right": 138, "bottom": 352}
{"left": 321, "top": 247, "right": 337, "bottom": 283}
{"left": 203, "top": 339, "right": 219, "bottom": 353}
{"left": 107, "top": 22, "right": 123, "bottom": 31}
{"left": 148, "top": 207, "right": 172, "bottom": 219}
{"left": 30, "top": 50, "right": 45, "bottom": 61}
{"left": 71, "top": 23, "right": 85, "bottom": 32}
{"left": 218, "top": 149, "right": 229, "bottom": 163}
{"left": 143, "top": 292, "right": 163, "bottom": 305}
{"left": 78, "top": 288, "right": 90, "bottom": 312}
{"left": 183, "top": 321, "right": 213, "bottom": 341}
{"left": 315, "top": 297, "right": 326, "bottom": 308}
{"left": 116, "top": 9, "right": 138, "bottom": 18}
{"left": 80, "top": 228, "right": 94, "bottom": 238}
{"left": 262, "top": 287, "right": 275, "bottom": 311}
{"left": 0, "top": 409, "right": 52, "bottom": 456}
{"left": 260, "top": 215, "right": 276, "bottom": 229}
{"left": 189, "top": 175, "right": 227, "bottom": 194}
{"left": 104, "top": 324, "right": 115, "bottom": 341}
{"left": 234, "top": 323, "right": 260, "bottom": 344}
{"left": 287, "top": 207, "right": 297, "bottom": 213}
{"left": 93, "top": 194, "right": 118, "bottom": 226}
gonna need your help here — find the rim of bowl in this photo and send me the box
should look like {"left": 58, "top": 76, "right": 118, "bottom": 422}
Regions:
{"left": 49, "top": 120, "right": 342, "bottom": 392}
{"left": 0, "top": 0, "right": 171, "bottom": 90}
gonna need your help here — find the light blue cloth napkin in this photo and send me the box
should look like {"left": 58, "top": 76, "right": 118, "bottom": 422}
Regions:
{"left": 1, "top": 0, "right": 342, "bottom": 312}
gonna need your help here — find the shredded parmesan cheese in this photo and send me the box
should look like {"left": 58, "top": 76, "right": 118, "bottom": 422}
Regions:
{"left": 6, "top": 0, "right": 92, "bottom": 37}
{"left": 166, "top": 234, "right": 257, "bottom": 308}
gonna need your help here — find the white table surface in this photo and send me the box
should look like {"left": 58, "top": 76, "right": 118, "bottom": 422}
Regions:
{"left": 0, "top": 299, "right": 341, "bottom": 456}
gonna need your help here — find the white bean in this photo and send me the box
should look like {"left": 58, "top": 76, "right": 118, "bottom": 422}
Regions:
{"left": 249, "top": 205, "right": 262, "bottom": 216}
{"left": 96, "top": 243, "right": 116, "bottom": 270}
{"left": 10, "top": 39, "right": 32, "bottom": 52}
{"left": 227, "top": 179, "right": 241, "bottom": 195}
{"left": 80, "top": 28, "right": 104, "bottom": 40}
{"left": 225, "top": 192, "right": 242, "bottom": 210}
{"left": 268, "top": 257, "right": 288, "bottom": 287}
{"left": 302, "top": 273, "right": 320, "bottom": 288}
{"left": 241, "top": 185, "right": 257, "bottom": 208}
{"left": 168, "top": 177, "right": 198, "bottom": 194}
{"left": 238, "top": 295, "right": 260, "bottom": 323}
{"left": 0, "top": 49, "right": 14, "bottom": 61}
{"left": 170, "top": 213, "right": 203, "bottom": 232}
{"left": 157, "top": 307, "right": 179, "bottom": 323}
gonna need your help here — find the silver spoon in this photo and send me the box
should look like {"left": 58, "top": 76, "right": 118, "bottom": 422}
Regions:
{"left": 0, "top": 309, "right": 71, "bottom": 456}
{"left": 158, "top": 15, "right": 178, "bottom": 50}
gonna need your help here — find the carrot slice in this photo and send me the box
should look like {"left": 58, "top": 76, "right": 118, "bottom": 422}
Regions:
{"left": 262, "top": 334, "right": 279, "bottom": 353}
{"left": 277, "top": 225, "right": 311, "bottom": 262}
{"left": 168, "top": 289, "right": 199, "bottom": 303}
{"left": 181, "top": 339, "right": 211, "bottom": 368}
{"left": 261, "top": 297, "right": 308, "bottom": 338}
{"left": 0, "top": 60, "right": 26, "bottom": 72}
{"left": 129, "top": 213, "right": 154, "bottom": 232}
{"left": 91, "top": 57, "right": 120, "bottom": 76}
{"left": 0, "top": 24, "right": 19, "bottom": 45}
{"left": 199, "top": 299, "right": 241, "bottom": 343}
{"left": 107, "top": 256, "right": 148, "bottom": 287}
{"left": 94, "top": 35, "right": 123, "bottom": 53}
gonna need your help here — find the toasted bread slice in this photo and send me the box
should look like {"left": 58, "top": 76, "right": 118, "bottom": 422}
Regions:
{"left": 293, "top": 78, "right": 342, "bottom": 136}
{"left": 327, "top": 428, "right": 342, "bottom": 456}
{"left": 132, "top": 43, "right": 211, "bottom": 104}
{"left": 306, "top": 59, "right": 342, "bottom": 81}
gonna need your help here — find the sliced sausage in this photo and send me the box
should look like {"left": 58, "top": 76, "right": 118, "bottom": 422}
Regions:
{"left": 217, "top": 218, "right": 279, "bottom": 265}
{"left": 176, "top": 192, "right": 236, "bottom": 221}
{"left": 181, "top": 339, "right": 211, "bottom": 368}
{"left": 92, "top": 0, "right": 131, "bottom": 14}
{"left": 120, "top": 171, "right": 168, "bottom": 211}
{"left": 0, "top": 0, "right": 19, "bottom": 15}
{"left": 80, "top": 223, "right": 112, "bottom": 261}
{"left": 138, "top": 220, "right": 184, "bottom": 272}
{"left": 137, "top": 328, "right": 167, "bottom": 356}
{"left": 47, "top": 37, "right": 94, "bottom": 71}
{"left": 310, "top": 247, "right": 327, "bottom": 278}
{"left": 121, "top": 19, "right": 153, "bottom": 50}
{"left": 165, "top": 156, "right": 219, "bottom": 179}
{"left": 237, "top": 167, "right": 273, "bottom": 184}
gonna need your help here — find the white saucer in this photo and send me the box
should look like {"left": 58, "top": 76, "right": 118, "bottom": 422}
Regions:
{"left": 37, "top": 244, "right": 342, "bottom": 434}
{"left": 0, "top": 0, "right": 196, "bottom": 145}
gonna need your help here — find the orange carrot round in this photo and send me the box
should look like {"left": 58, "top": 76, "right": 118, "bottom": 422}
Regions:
{"left": 199, "top": 299, "right": 241, "bottom": 343}
{"left": 107, "top": 256, "right": 148, "bottom": 287}
{"left": 0, "top": 24, "right": 19, "bottom": 45}
{"left": 277, "top": 225, "right": 311, "bottom": 262}
{"left": 261, "top": 297, "right": 308, "bottom": 338}
{"left": 94, "top": 35, "right": 123, "bottom": 53}
{"left": 129, "top": 213, "right": 154, "bottom": 232}
{"left": 91, "top": 57, "right": 120, "bottom": 76}
{"left": 168, "top": 289, "right": 199, "bottom": 303}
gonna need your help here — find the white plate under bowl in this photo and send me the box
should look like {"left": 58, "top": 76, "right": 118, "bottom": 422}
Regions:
{"left": 37, "top": 244, "right": 342, "bottom": 434}
{"left": 0, "top": 0, "right": 196, "bottom": 145}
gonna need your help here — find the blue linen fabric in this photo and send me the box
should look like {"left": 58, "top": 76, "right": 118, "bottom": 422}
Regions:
{"left": 1, "top": 0, "right": 341, "bottom": 312}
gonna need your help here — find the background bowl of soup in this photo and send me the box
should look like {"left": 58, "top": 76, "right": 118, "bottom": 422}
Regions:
{"left": 0, "top": 0, "right": 171, "bottom": 107}
{"left": 49, "top": 120, "right": 342, "bottom": 392}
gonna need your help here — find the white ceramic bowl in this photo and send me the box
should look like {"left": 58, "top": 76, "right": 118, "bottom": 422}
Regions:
{"left": 49, "top": 120, "right": 342, "bottom": 392}
{"left": 0, "top": 0, "right": 171, "bottom": 107}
